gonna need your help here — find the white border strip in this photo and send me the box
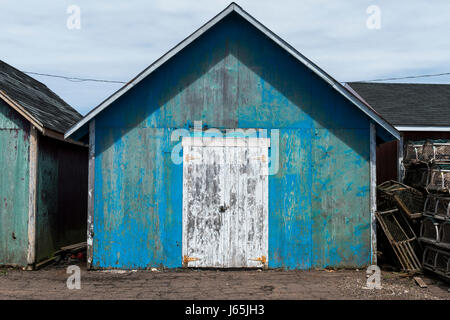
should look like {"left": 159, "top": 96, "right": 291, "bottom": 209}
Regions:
{"left": 395, "top": 126, "right": 450, "bottom": 132}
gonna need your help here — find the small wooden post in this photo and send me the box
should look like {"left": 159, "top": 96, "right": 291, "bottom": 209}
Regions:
{"left": 370, "top": 123, "right": 377, "bottom": 265}
{"left": 27, "top": 126, "right": 38, "bottom": 269}
{"left": 397, "top": 134, "right": 404, "bottom": 182}
{"left": 87, "top": 120, "right": 95, "bottom": 269}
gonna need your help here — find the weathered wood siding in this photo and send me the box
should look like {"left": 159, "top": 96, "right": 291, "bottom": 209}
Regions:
{"left": 35, "top": 134, "right": 88, "bottom": 262}
{"left": 92, "top": 12, "right": 371, "bottom": 269}
{"left": 0, "top": 100, "right": 30, "bottom": 266}
{"left": 182, "top": 138, "right": 269, "bottom": 268}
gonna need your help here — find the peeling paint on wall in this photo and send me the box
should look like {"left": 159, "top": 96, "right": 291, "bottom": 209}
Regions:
{"left": 91, "top": 13, "right": 372, "bottom": 269}
{"left": 0, "top": 100, "right": 30, "bottom": 266}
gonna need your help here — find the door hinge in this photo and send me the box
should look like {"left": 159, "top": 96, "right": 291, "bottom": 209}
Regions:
{"left": 249, "top": 255, "right": 267, "bottom": 269}
{"left": 252, "top": 155, "right": 267, "bottom": 162}
{"left": 185, "top": 154, "right": 200, "bottom": 162}
{"left": 183, "top": 255, "right": 200, "bottom": 267}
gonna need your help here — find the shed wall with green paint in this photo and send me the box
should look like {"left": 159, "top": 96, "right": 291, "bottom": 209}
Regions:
{"left": 85, "top": 13, "right": 388, "bottom": 269}
{"left": 0, "top": 99, "right": 30, "bottom": 266}
{"left": 0, "top": 100, "right": 88, "bottom": 266}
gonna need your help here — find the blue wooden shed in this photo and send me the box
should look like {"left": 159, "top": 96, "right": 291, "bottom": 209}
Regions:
{"left": 66, "top": 3, "right": 399, "bottom": 270}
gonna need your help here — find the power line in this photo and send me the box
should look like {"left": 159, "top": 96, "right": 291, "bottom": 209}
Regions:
{"left": 352, "top": 72, "right": 450, "bottom": 82}
{"left": 24, "top": 71, "right": 127, "bottom": 84}
{"left": 24, "top": 69, "right": 450, "bottom": 85}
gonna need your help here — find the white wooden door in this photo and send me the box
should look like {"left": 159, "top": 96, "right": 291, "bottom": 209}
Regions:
{"left": 182, "top": 137, "right": 269, "bottom": 268}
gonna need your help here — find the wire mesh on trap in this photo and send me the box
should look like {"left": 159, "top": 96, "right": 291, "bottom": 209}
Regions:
{"left": 427, "top": 164, "right": 450, "bottom": 193}
{"left": 420, "top": 218, "right": 440, "bottom": 243}
{"left": 404, "top": 140, "right": 428, "bottom": 163}
{"left": 424, "top": 194, "right": 450, "bottom": 220}
{"left": 440, "top": 222, "right": 450, "bottom": 247}
{"left": 403, "top": 163, "right": 430, "bottom": 190}
{"left": 428, "top": 142, "right": 450, "bottom": 163}
{"left": 404, "top": 139, "right": 450, "bottom": 164}
{"left": 422, "top": 246, "right": 450, "bottom": 279}
{"left": 376, "top": 209, "right": 422, "bottom": 272}
{"left": 377, "top": 180, "right": 425, "bottom": 219}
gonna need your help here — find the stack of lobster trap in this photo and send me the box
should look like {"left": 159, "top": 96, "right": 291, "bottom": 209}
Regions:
{"left": 376, "top": 181, "right": 424, "bottom": 273}
{"left": 403, "top": 139, "right": 450, "bottom": 281}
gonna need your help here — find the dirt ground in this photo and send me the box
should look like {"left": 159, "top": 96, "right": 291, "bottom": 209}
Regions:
{"left": 0, "top": 263, "right": 449, "bottom": 300}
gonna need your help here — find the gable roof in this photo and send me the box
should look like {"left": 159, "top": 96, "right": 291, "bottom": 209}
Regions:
{"left": 347, "top": 82, "right": 450, "bottom": 130}
{"left": 0, "top": 60, "right": 82, "bottom": 134}
{"left": 65, "top": 2, "right": 399, "bottom": 140}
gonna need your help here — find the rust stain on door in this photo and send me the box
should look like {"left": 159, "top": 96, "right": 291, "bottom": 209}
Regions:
{"left": 182, "top": 137, "right": 269, "bottom": 268}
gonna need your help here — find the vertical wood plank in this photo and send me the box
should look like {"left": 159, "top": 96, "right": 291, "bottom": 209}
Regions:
{"left": 236, "top": 145, "right": 248, "bottom": 266}
{"left": 397, "top": 134, "right": 404, "bottom": 182}
{"left": 27, "top": 126, "right": 38, "bottom": 267}
{"left": 182, "top": 144, "right": 189, "bottom": 266}
{"left": 87, "top": 120, "right": 95, "bottom": 269}
{"left": 370, "top": 123, "right": 377, "bottom": 265}
{"left": 261, "top": 144, "right": 269, "bottom": 268}
{"left": 182, "top": 137, "right": 268, "bottom": 268}
{"left": 246, "top": 144, "right": 258, "bottom": 267}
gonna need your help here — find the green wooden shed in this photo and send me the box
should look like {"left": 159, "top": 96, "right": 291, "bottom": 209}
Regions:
{"left": 0, "top": 60, "right": 88, "bottom": 268}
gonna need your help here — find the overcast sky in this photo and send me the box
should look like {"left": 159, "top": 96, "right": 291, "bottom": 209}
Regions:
{"left": 1, "top": 0, "right": 449, "bottom": 115}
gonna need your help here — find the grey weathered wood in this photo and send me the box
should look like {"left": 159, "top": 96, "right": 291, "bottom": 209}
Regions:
{"left": 397, "top": 134, "right": 404, "bottom": 182}
{"left": 87, "top": 120, "right": 95, "bottom": 269}
{"left": 27, "top": 126, "right": 38, "bottom": 267}
{"left": 60, "top": 241, "right": 87, "bottom": 252}
{"left": 413, "top": 276, "right": 427, "bottom": 288}
{"left": 370, "top": 123, "right": 377, "bottom": 265}
{"left": 0, "top": 91, "right": 44, "bottom": 132}
{"left": 182, "top": 137, "right": 269, "bottom": 268}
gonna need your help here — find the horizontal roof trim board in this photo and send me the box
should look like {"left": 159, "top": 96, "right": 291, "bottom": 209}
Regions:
{"left": 64, "top": 3, "right": 399, "bottom": 140}
{"left": 182, "top": 137, "right": 271, "bottom": 148}
{"left": 395, "top": 126, "right": 450, "bottom": 132}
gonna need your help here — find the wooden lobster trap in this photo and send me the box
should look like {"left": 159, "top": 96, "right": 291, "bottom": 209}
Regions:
{"left": 404, "top": 140, "right": 428, "bottom": 163}
{"left": 419, "top": 218, "right": 450, "bottom": 251}
{"left": 376, "top": 209, "right": 422, "bottom": 272}
{"left": 425, "top": 141, "right": 450, "bottom": 164}
{"left": 423, "top": 194, "right": 450, "bottom": 220}
{"left": 422, "top": 246, "right": 450, "bottom": 281}
{"left": 440, "top": 222, "right": 450, "bottom": 248}
{"left": 403, "top": 163, "right": 430, "bottom": 190}
{"left": 377, "top": 180, "right": 425, "bottom": 219}
{"left": 404, "top": 139, "right": 450, "bottom": 164}
{"left": 419, "top": 218, "right": 440, "bottom": 245}
{"left": 427, "top": 164, "right": 450, "bottom": 193}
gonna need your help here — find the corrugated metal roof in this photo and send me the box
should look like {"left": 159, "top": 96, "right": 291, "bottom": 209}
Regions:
{"left": 0, "top": 60, "right": 82, "bottom": 134}
{"left": 348, "top": 82, "right": 450, "bottom": 127}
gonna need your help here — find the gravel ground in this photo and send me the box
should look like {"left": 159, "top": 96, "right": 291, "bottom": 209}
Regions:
{"left": 0, "top": 263, "right": 449, "bottom": 300}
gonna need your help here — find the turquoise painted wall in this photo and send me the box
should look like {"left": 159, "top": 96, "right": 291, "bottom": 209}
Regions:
{"left": 92, "top": 13, "right": 372, "bottom": 269}
{"left": 0, "top": 100, "right": 30, "bottom": 266}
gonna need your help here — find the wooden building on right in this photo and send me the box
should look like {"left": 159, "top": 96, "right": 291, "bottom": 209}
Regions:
{"left": 346, "top": 82, "right": 450, "bottom": 184}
